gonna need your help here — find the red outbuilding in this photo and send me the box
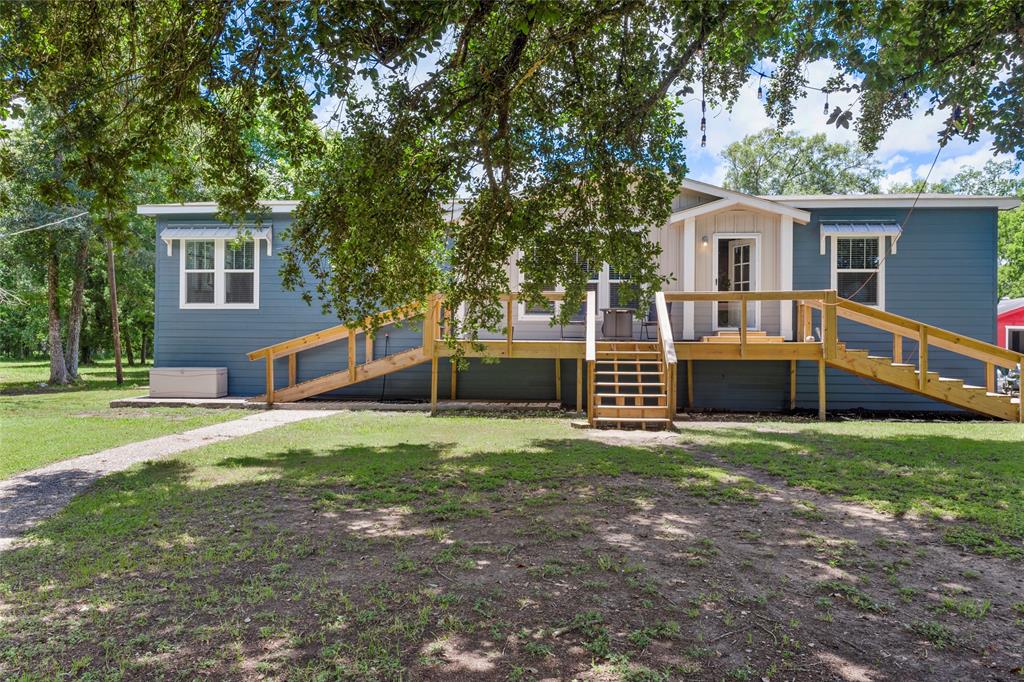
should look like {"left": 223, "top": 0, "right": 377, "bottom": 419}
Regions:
{"left": 998, "top": 298, "right": 1024, "bottom": 353}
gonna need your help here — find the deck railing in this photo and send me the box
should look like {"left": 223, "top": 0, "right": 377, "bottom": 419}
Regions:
{"left": 584, "top": 290, "right": 597, "bottom": 425}
{"left": 654, "top": 291, "right": 678, "bottom": 418}
{"left": 247, "top": 301, "right": 425, "bottom": 404}
{"left": 804, "top": 296, "right": 1024, "bottom": 414}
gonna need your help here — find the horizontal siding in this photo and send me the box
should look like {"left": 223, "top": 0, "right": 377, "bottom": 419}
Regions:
{"left": 793, "top": 206, "right": 998, "bottom": 412}
{"left": 155, "top": 207, "right": 999, "bottom": 412}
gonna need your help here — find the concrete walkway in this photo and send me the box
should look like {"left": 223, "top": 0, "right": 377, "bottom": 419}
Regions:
{"left": 0, "top": 409, "right": 338, "bottom": 550}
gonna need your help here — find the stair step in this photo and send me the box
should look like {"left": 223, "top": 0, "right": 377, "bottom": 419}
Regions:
{"left": 595, "top": 370, "right": 664, "bottom": 375}
{"left": 594, "top": 393, "right": 668, "bottom": 399}
{"left": 593, "top": 378, "right": 663, "bottom": 385}
{"left": 594, "top": 404, "right": 666, "bottom": 411}
{"left": 597, "top": 349, "right": 660, "bottom": 355}
{"left": 702, "top": 336, "right": 785, "bottom": 343}
{"left": 593, "top": 417, "right": 673, "bottom": 424}
{"left": 597, "top": 342, "right": 659, "bottom": 349}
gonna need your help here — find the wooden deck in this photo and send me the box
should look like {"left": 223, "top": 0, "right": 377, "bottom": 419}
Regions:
{"left": 247, "top": 290, "right": 1024, "bottom": 425}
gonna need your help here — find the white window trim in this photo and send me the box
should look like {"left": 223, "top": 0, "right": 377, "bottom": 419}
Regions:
{"left": 512, "top": 257, "right": 559, "bottom": 321}
{"left": 511, "top": 252, "right": 606, "bottom": 322}
{"left": 179, "top": 239, "right": 260, "bottom": 310}
{"left": 829, "top": 234, "right": 885, "bottom": 310}
{"left": 1006, "top": 325, "right": 1024, "bottom": 353}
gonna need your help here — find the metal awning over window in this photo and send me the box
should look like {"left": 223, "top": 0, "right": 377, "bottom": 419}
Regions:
{"left": 820, "top": 222, "right": 901, "bottom": 255}
{"left": 160, "top": 226, "right": 272, "bottom": 256}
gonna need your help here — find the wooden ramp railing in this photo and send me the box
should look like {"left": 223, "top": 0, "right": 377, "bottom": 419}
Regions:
{"left": 804, "top": 295, "right": 1023, "bottom": 421}
{"left": 247, "top": 299, "right": 436, "bottom": 404}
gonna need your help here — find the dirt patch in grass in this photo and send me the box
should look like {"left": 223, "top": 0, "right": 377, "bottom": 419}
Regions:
{"left": 2, "top": 443, "right": 1022, "bottom": 680}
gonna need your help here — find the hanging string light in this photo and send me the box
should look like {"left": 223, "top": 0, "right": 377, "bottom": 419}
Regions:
{"left": 700, "top": 98, "right": 707, "bottom": 147}
{"left": 823, "top": 90, "right": 830, "bottom": 115}
{"left": 700, "top": 62, "right": 708, "bottom": 147}
{"left": 756, "top": 73, "right": 763, "bottom": 101}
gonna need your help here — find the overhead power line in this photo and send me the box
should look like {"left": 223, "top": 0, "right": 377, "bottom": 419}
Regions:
{"left": 0, "top": 211, "right": 88, "bottom": 239}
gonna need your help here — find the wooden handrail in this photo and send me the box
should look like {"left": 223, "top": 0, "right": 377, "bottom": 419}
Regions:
{"left": 655, "top": 291, "right": 677, "bottom": 418}
{"left": 806, "top": 297, "right": 1024, "bottom": 370}
{"left": 654, "top": 292, "right": 677, "bottom": 365}
{"left": 585, "top": 289, "right": 596, "bottom": 426}
{"left": 499, "top": 291, "right": 566, "bottom": 302}
{"left": 663, "top": 290, "right": 831, "bottom": 303}
{"left": 247, "top": 302, "right": 423, "bottom": 361}
{"left": 584, "top": 290, "right": 596, "bottom": 362}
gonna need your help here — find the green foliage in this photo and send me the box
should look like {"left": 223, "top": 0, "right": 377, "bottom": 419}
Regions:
{"left": 721, "top": 129, "right": 885, "bottom": 195}
{"left": 4, "top": 1, "right": 1023, "bottom": 340}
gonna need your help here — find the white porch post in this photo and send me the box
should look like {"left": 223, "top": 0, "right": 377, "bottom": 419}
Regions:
{"left": 779, "top": 215, "right": 794, "bottom": 340}
{"left": 683, "top": 217, "right": 696, "bottom": 340}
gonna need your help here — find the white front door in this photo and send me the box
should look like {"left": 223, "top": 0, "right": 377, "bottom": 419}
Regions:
{"left": 713, "top": 235, "right": 760, "bottom": 330}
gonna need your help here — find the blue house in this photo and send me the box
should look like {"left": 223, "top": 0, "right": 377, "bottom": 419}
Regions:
{"left": 138, "top": 179, "right": 1023, "bottom": 426}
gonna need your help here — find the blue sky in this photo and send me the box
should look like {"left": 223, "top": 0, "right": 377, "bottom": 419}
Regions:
{"left": 679, "top": 60, "right": 1016, "bottom": 190}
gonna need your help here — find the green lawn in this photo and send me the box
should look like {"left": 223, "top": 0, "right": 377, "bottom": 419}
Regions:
{"left": 2, "top": 412, "right": 1022, "bottom": 680}
{"left": 680, "top": 421, "right": 1024, "bottom": 558}
{"left": 0, "top": 359, "right": 240, "bottom": 478}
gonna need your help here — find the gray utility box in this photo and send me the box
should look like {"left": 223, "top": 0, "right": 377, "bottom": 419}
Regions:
{"left": 149, "top": 367, "right": 228, "bottom": 398}
{"left": 601, "top": 308, "right": 635, "bottom": 339}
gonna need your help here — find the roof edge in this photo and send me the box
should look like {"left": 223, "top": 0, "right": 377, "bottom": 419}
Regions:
{"left": 137, "top": 201, "right": 299, "bottom": 216}
{"left": 764, "top": 195, "right": 1020, "bottom": 210}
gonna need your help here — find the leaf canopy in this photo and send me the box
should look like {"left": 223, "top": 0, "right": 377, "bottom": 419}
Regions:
{"left": 3, "top": 0, "right": 1022, "bottom": 336}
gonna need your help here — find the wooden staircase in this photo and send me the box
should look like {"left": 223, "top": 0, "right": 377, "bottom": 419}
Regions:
{"left": 703, "top": 330, "right": 784, "bottom": 343}
{"left": 591, "top": 341, "right": 673, "bottom": 429}
{"left": 831, "top": 345, "right": 1020, "bottom": 421}
{"left": 802, "top": 295, "right": 1023, "bottom": 422}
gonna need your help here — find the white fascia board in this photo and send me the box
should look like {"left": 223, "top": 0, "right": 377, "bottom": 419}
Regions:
{"left": 678, "top": 179, "right": 812, "bottom": 223}
{"left": 770, "top": 196, "right": 1021, "bottom": 210}
{"left": 669, "top": 196, "right": 811, "bottom": 225}
{"left": 137, "top": 201, "right": 299, "bottom": 216}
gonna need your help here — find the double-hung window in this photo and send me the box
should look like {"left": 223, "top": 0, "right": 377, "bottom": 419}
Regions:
{"left": 184, "top": 241, "right": 216, "bottom": 304}
{"left": 181, "top": 239, "right": 259, "bottom": 309}
{"left": 607, "top": 266, "right": 637, "bottom": 309}
{"left": 832, "top": 236, "right": 883, "bottom": 307}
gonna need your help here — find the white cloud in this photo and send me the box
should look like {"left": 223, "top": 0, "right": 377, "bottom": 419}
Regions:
{"left": 882, "top": 154, "right": 907, "bottom": 170}
{"left": 918, "top": 146, "right": 1010, "bottom": 184}
{"left": 879, "top": 168, "right": 914, "bottom": 191}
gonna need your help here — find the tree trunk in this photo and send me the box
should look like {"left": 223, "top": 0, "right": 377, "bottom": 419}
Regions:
{"left": 47, "top": 236, "right": 69, "bottom": 385}
{"left": 105, "top": 237, "right": 124, "bottom": 385}
{"left": 64, "top": 230, "right": 89, "bottom": 379}
{"left": 140, "top": 330, "right": 148, "bottom": 365}
{"left": 125, "top": 330, "right": 135, "bottom": 366}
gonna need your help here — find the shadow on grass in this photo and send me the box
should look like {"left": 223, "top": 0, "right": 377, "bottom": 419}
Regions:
{"left": 680, "top": 425, "right": 1024, "bottom": 556}
{"left": 2, "top": 429, "right": 1022, "bottom": 680}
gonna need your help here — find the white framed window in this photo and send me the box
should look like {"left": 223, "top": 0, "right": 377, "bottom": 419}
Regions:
{"left": 1007, "top": 326, "right": 1024, "bottom": 354}
{"left": 607, "top": 266, "right": 638, "bottom": 310}
{"left": 516, "top": 270, "right": 558, "bottom": 320}
{"left": 180, "top": 239, "right": 260, "bottom": 309}
{"left": 831, "top": 236, "right": 884, "bottom": 308}
{"left": 512, "top": 251, "right": 642, "bottom": 322}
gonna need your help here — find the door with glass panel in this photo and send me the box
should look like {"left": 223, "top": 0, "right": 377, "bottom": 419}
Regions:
{"left": 713, "top": 236, "right": 759, "bottom": 330}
